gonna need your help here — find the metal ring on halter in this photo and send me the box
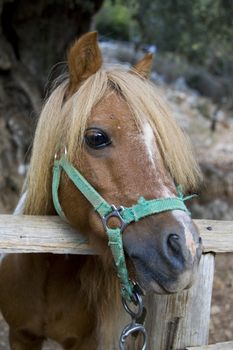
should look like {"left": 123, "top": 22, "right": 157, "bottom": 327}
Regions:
{"left": 119, "top": 323, "right": 147, "bottom": 350}
{"left": 102, "top": 205, "right": 127, "bottom": 232}
{"left": 54, "top": 146, "right": 68, "bottom": 161}
{"left": 122, "top": 289, "right": 144, "bottom": 320}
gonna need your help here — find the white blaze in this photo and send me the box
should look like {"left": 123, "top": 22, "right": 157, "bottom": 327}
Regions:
{"left": 142, "top": 122, "right": 156, "bottom": 165}
{"left": 142, "top": 122, "right": 174, "bottom": 198}
{"left": 172, "top": 210, "right": 197, "bottom": 257}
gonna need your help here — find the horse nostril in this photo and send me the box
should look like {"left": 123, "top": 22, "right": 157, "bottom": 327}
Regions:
{"left": 167, "top": 233, "right": 181, "bottom": 255}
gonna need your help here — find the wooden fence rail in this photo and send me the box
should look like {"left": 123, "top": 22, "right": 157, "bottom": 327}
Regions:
{"left": 0, "top": 215, "right": 232, "bottom": 350}
{"left": 0, "top": 215, "right": 232, "bottom": 254}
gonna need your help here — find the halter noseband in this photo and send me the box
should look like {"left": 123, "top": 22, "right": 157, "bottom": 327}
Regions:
{"left": 52, "top": 154, "right": 195, "bottom": 301}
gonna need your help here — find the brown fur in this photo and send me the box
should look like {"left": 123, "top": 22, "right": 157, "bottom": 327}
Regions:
{"left": 0, "top": 32, "right": 202, "bottom": 349}
{"left": 132, "top": 53, "right": 153, "bottom": 78}
{"left": 68, "top": 32, "right": 102, "bottom": 95}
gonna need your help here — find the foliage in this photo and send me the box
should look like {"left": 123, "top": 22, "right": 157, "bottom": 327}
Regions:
{"left": 131, "top": 0, "right": 233, "bottom": 72}
{"left": 96, "top": 0, "right": 233, "bottom": 75}
{"left": 95, "top": 0, "right": 134, "bottom": 40}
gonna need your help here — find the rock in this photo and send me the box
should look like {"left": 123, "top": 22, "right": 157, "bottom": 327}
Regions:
{"left": 173, "top": 76, "right": 188, "bottom": 92}
{"left": 211, "top": 305, "right": 221, "bottom": 315}
{"left": 161, "top": 83, "right": 233, "bottom": 220}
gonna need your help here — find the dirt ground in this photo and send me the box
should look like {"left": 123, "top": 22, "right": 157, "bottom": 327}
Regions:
{"left": 0, "top": 254, "right": 232, "bottom": 349}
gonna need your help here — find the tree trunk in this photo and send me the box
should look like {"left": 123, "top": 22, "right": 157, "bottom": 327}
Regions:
{"left": 0, "top": 0, "right": 103, "bottom": 212}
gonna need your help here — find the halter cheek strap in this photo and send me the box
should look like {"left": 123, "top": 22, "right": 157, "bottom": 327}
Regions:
{"left": 52, "top": 155, "right": 196, "bottom": 301}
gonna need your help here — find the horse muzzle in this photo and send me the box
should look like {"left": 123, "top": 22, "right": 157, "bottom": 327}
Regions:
{"left": 123, "top": 211, "right": 202, "bottom": 294}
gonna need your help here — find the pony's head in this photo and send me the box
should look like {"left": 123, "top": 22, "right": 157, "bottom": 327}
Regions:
{"left": 24, "top": 32, "right": 202, "bottom": 294}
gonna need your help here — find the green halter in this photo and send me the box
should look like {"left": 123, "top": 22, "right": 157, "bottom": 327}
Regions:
{"left": 52, "top": 155, "right": 195, "bottom": 301}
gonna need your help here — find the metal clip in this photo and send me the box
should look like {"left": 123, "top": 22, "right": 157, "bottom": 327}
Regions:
{"left": 119, "top": 323, "right": 147, "bottom": 350}
{"left": 119, "top": 286, "right": 147, "bottom": 350}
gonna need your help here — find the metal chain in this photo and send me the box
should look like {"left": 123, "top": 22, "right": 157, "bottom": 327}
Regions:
{"left": 119, "top": 286, "right": 148, "bottom": 350}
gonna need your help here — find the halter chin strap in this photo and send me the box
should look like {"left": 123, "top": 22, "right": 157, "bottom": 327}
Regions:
{"left": 52, "top": 155, "right": 196, "bottom": 301}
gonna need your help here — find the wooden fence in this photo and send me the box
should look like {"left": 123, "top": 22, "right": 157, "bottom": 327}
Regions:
{"left": 0, "top": 215, "right": 233, "bottom": 350}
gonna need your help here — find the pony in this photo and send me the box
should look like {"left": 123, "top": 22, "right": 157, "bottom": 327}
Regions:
{"left": 0, "top": 32, "right": 202, "bottom": 349}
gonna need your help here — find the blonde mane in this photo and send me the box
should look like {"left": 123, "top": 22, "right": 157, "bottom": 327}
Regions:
{"left": 23, "top": 68, "right": 201, "bottom": 215}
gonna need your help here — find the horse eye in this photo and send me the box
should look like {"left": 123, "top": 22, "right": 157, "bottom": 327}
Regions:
{"left": 84, "top": 128, "right": 112, "bottom": 149}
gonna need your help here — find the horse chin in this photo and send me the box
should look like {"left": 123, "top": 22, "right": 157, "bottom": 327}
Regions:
{"left": 148, "top": 280, "right": 191, "bottom": 295}
{"left": 135, "top": 270, "right": 197, "bottom": 295}
{"left": 146, "top": 281, "right": 169, "bottom": 294}
{"left": 137, "top": 279, "right": 187, "bottom": 295}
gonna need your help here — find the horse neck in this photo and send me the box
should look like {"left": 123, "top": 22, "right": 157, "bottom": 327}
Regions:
{"left": 81, "top": 256, "right": 130, "bottom": 349}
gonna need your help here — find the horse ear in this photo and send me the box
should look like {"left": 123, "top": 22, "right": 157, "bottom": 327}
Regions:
{"left": 67, "top": 31, "right": 102, "bottom": 92}
{"left": 132, "top": 53, "right": 153, "bottom": 78}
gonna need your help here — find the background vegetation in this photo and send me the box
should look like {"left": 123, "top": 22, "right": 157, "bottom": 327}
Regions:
{"left": 96, "top": 0, "right": 233, "bottom": 78}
